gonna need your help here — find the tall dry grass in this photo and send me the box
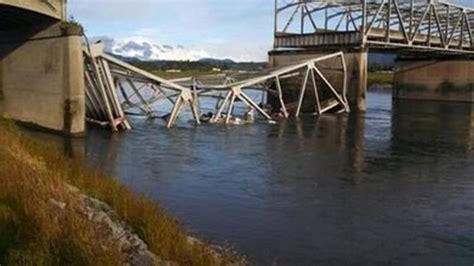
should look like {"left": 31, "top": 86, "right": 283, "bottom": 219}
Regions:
{"left": 0, "top": 121, "right": 124, "bottom": 265}
{"left": 0, "top": 119, "right": 244, "bottom": 265}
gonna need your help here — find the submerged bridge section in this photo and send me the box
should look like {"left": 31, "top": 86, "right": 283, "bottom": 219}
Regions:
{"left": 0, "top": 0, "right": 85, "bottom": 135}
{"left": 271, "top": 0, "right": 474, "bottom": 110}
{"left": 84, "top": 44, "right": 350, "bottom": 130}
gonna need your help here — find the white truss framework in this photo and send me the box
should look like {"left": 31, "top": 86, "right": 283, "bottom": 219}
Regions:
{"left": 203, "top": 52, "right": 350, "bottom": 122}
{"left": 84, "top": 44, "right": 349, "bottom": 130}
{"left": 275, "top": 0, "right": 474, "bottom": 54}
{"left": 84, "top": 43, "right": 200, "bottom": 130}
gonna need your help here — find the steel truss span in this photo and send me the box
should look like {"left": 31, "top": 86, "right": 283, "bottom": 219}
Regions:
{"left": 83, "top": 44, "right": 349, "bottom": 131}
{"left": 275, "top": 0, "right": 474, "bottom": 54}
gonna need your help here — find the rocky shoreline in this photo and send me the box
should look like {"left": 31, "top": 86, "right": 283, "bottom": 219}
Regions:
{"left": 49, "top": 185, "right": 164, "bottom": 265}
{"left": 49, "top": 184, "right": 238, "bottom": 266}
{"left": 0, "top": 121, "right": 245, "bottom": 265}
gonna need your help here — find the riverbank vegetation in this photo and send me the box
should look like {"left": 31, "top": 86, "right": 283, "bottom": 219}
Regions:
{"left": 368, "top": 71, "right": 393, "bottom": 87}
{"left": 123, "top": 56, "right": 266, "bottom": 73}
{"left": 152, "top": 70, "right": 220, "bottom": 79}
{"left": 0, "top": 119, "right": 244, "bottom": 265}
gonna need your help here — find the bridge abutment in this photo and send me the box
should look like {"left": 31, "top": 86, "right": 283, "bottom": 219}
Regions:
{"left": 393, "top": 57, "right": 474, "bottom": 103}
{"left": 0, "top": 22, "right": 85, "bottom": 136}
{"left": 269, "top": 48, "right": 368, "bottom": 112}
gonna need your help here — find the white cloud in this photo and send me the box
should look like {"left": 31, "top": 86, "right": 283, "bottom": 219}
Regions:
{"left": 92, "top": 35, "right": 211, "bottom": 61}
{"left": 91, "top": 33, "right": 270, "bottom": 62}
{"left": 69, "top": 0, "right": 273, "bottom": 62}
{"left": 71, "top": 0, "right": 472, "bottom": 62}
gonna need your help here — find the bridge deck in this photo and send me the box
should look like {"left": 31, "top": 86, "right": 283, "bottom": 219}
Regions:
{"left": 274, "top": 0, "right": 474, "bottom": 54}
{"left": 275, "top": 28, "right": 470, "bottom": 53}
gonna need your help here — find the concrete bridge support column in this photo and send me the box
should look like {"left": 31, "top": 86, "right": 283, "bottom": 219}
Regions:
{"left": 0, "top": 22, "right": 85, "bottom": 136}
{"left": 269, "top": 48, "right": 368, "bottom": 112}
{"left": 470, "top": 104, "right": 474, "bottom": 151}
{"left": 353, "top": 48, "right": 368, "bottom": 112}
{"left": 0, "top": 59, "right": 3, "bottom": 115}
{"left": 393, "top": 58, "right": 474, "bottom": 103}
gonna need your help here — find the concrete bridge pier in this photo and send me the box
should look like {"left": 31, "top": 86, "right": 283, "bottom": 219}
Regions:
{"left": 0, "top": 2, "right": 85, "bottom": 136}
{"left": 393, "top": 57, "right": 474, "bottom": 103}
{"left": 269, "top": 48, "right": 368, "bottom": 113}
{"left": 471, "top": 104, "right": 474, "bottom": 151}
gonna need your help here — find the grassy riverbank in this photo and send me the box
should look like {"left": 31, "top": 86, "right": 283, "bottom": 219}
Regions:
{"left": 368, "top": 72, "right": 393, "bottom": 87}
{"left": 0, "top": 119, "right": 242, "bottom": 265}
{"left": 152, "top": 70, "right": 218, "bottom": 79}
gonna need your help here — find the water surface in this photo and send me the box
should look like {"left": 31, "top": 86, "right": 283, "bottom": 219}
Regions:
{"left": 29, "top": 91, "right": 474, "bottom": 265}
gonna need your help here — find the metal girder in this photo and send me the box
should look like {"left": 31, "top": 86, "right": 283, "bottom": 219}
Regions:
{"left": 274, "top": 0, "right": 474, "bottom": 54}
{"left": 84, "top": 44, "right": 350, "bottom": 130}
{"left": 83, "top": 43, "right": 200, "bottom": 129}
{"left": 190, "top": 52, "right": 350, "bottom": 123}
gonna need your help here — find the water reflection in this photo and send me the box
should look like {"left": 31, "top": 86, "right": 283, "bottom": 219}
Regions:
{"left": 85, "top": 130, "right": 127, "bottom": 174}
{"left": 392, "top": 98, "right": 474, "bottom": 155}
{"left": 20, "top": 91, "right": 474, "bottom": 265}
{"left": 21, "top": 129, "right": 86, "bottom": 159}
{"left": 347, "top": 113, "right": 367, "bottom": 174}
{"left": 470, "top": 104, "right": 474, "bottom": 153}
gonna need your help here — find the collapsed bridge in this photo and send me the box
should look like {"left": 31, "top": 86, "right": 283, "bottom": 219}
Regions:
{"left": 1, "top": 0, "right": 473, "bottom": 136}
{"left": 84, "top": 43, "right": 350, "bottom": 130}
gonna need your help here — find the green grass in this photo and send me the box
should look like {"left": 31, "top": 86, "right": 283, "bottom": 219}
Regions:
{"left": 152, "top": 70, "right": 221, "bottom": 79}
{"left": 368, "top": 72, "right": 393, "bottom": 87}
{"left": 0, "top": 119, "right": 244, "bottom": 265}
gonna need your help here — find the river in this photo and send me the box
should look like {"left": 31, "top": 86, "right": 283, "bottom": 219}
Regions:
{"left": 27, "top": 91, "right": 474, "bottom": 265}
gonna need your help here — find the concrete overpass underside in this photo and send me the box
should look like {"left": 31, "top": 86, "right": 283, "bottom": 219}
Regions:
{"left": 0, "top": 0, "right": 85, "bottom": 136}
{"left": 0, "top": 4, "right": 56, "bottom": 32}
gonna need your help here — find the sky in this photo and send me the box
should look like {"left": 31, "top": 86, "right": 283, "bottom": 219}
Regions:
{"left": 69, "top": 0, "right": 273, "bottom": 61}
{"left": 69, "top": 0, "right": 473, "bottom": 62}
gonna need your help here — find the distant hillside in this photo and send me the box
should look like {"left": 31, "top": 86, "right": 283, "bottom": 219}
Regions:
{"left": 109, "top": 52, "right": 395, "bottom": 73}
{"left": 111, "top": 54, "right": 267, "bottom": 73}
{"left": 198, "top": 58, "right": 236, "bottom": 64}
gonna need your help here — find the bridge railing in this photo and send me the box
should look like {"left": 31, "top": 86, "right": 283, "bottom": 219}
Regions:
{"left": 274, "top": 0, "right": 474, "bottom": 54}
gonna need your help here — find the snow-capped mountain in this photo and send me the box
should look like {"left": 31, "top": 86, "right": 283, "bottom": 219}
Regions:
{"left": 92, "top": 36, "right": 211, "bottom": 61}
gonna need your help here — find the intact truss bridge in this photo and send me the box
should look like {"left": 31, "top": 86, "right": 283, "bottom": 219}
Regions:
{"left": 274, "top": 0, "right": 474, "bottom": 54}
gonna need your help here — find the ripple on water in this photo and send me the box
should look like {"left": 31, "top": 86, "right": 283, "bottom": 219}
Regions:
{"left": 27, "top": 91, "right": 474, "bottom": 265}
